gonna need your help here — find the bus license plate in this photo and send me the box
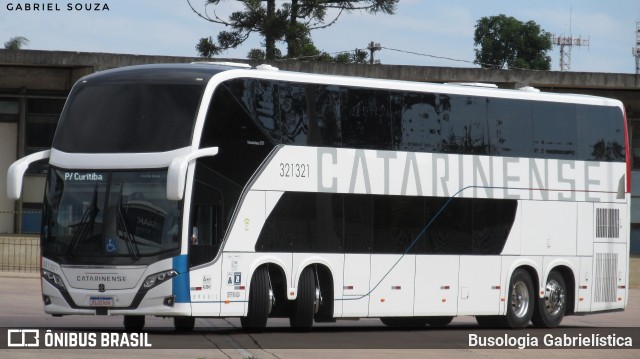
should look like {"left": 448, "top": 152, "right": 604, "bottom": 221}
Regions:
{"left": 90, "top": 296, "right": 113, "bottom": 307}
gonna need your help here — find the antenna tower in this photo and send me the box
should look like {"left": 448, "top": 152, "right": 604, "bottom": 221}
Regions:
{"left": 552, "top": 9, "right": 590, "bottom": 71}
{"left": 634, "top": 20, "right": 640, "bottom": 74}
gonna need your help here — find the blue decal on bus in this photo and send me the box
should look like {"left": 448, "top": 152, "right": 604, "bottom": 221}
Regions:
{"left": 172, "top": 255, "right": 190, "bottom": 303}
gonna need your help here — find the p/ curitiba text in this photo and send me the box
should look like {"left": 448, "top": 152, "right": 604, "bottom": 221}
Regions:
{"left": 469, "top": 333, "right": 633, "bottom": 349}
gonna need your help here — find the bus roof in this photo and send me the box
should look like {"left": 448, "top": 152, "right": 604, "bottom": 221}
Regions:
{"left": 83, "top": 63, "right": 624, "bottom": 109}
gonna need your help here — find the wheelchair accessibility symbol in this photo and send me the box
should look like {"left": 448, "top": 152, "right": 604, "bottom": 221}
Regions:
{"left": 106, "top": 238, "right": 118, "bottom": 253}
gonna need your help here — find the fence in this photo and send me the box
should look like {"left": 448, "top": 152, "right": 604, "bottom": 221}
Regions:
{"left": 0, "top": 236, "right": 40, "bottom": 273}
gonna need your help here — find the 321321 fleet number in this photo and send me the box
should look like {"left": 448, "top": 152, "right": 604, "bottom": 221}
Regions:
{"left": 279, "top": 163, "right": 310, "bottom": 178}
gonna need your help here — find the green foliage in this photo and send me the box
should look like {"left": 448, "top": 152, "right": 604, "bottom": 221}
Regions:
{"left": 189, "top": 0, "right": 397, "bottom": 61}
{"left": 473, "top": 14, "right": 552, "bottom": 70}
{"left": 4, "top": 36, "right": 29, "bottom": 50}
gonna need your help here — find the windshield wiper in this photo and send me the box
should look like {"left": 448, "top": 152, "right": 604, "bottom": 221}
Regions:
{"left": 115, "top": 187, "right": 140, "bottom": 260}
{"left": 66, "top": 184, "right": 99, "bottom": 258}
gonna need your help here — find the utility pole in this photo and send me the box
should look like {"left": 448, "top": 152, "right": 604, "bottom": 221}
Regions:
{"left": 634, "top": 20, "right": 640, "bottom": 74}
{"left": 552, "top": 8, "right": 589, "bottom": 71}
{"left": 367, "top": 41, "right": 381, "bottom": 65}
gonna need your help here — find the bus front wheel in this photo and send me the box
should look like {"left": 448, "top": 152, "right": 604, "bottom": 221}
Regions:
{"left": 123, "top": 315, "right": 145, "bottom": 331}
{"left": 531, "top": 271, "right": 567, "bottom": 328}
{"left": 174, "top": 316, "right": 195, "bottom": 332}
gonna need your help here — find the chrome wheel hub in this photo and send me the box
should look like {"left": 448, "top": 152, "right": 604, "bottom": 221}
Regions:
{"left": 511, "top": 281, "right": 530, "bottom": 318}
{"left": 544, "top": 279, "right": 566, "bottom": 316}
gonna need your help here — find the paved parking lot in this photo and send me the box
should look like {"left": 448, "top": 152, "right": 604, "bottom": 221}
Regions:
{"left": 1, "top": 276, "right": 639, "bottom": 358}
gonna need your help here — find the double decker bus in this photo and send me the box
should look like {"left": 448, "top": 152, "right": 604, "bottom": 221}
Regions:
{"left": 7, "top": 63, "right": 629, "bottom": 331}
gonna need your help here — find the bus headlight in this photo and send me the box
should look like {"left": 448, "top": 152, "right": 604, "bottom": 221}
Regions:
{"left": 42, "top": 268, "right": 66, "bottom": 291}
{"left": 142, "top": 269, "right": 178, "bottom": 290}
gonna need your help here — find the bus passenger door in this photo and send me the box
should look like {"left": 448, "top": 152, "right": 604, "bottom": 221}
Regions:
{"left": 188, "top": 163, "right": 225, "bottom": 316}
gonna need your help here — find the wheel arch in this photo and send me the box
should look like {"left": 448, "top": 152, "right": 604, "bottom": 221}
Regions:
{"left": 291, "top": 256, "right": 337, "bottom": 299}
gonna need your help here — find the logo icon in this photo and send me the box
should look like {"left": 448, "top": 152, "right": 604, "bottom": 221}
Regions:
{"left": 98, "top": 284, "right": 105, "bottom": 292}
{"left": 7, "top": 329, "right": 39, "bottom": 347}
{"left": 105, "top": 238, "right": 118, "bottom": 253}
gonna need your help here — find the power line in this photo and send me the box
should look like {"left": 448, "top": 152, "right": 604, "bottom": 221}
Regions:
{"left": 276, "top": 44, "right": 544, "bottom": 71}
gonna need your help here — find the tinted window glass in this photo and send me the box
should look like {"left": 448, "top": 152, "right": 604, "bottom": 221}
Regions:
{"left": 256, "top": 192, "right": 342, "bottom": 253}
{"left": 279, "top": 82, "right": 310, "bottom": 145}
{"left": 373, "top": 195, "right": 424, "bottom": 253}
{"left": 439, "top": 95, "right": 495, "bottom": 155}
{"left": 54, "top": 83, "right": 204, "bottom": 153}
{"left": 397, "top": 92, "right": 438, "bottom": 152}
{"left": 226, "top": 79, "right": 281, "bottom": 145}
{"left": 200, "top": 84, "right": 274, "bottom": 189}
{"left": 488, "top": 98, "right": 533, "bottom": 157}
{"left": 343, "top": 194, "right": 373, "bottom": 253}
{"left": 343, "top": 89, "right": 392, "bottom": 150}
{"left": 313, "top": 85, "right": 344, "bottom": 147}
{"left": 416, "top": 197, "right": 517, "bottom": 255}
{"left": 532, "top": 102, "right": 577, "bottom": 159}
{"left": 577, "top": 105, "right": 625, "bottom": 161}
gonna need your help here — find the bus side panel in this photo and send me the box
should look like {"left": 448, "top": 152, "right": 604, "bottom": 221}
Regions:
{"left": 591, "top": 242, "right": 627, "bottom": 312}
{"left": 577, "top": 202, "right": 594, "bottom": 256}
{"left": 576, "top": 256, "right": 593, "bottom": 313}
{"left": 521, "top": 201, "right": 577, "bottom": 256}
{"left": 222, "top": 190, "right": 268, "bottom": 252}
{"left": 342, "top": 253, "right": 370, "bottom": 317}
{"left": 413, "top": 255, "right": 459, "bottom": 316}
{"left": 189, "top": 259, "right": 222, "bottom": 316}
{"left": 457, "top": 256, "right": 501, "bottom": 316}
{"left": 368, "top": 254, "right": 415, "bottom": 317}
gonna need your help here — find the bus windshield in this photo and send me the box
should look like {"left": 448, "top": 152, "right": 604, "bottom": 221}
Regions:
{"left": 52, "top": 81, "right": 205, "bottom": 153}
{"left": 42, "top": 169, "right": 182, "bottom": 264}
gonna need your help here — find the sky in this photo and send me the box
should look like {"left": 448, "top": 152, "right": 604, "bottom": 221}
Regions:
{"left": 1, "top": 0, "right": 639, "bottom": 74}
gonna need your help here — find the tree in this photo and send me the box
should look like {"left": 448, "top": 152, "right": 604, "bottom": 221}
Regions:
{"left": 188, "top": 0, "right": 397, "bottom": 60}
{"left": 4, "top": 36, "right": 29, "bottom": 50}
{"left": 473, "top": 14, "right": 552, "bottom": 70}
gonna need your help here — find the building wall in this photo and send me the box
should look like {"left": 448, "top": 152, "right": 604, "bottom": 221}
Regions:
{"left": 0, "top": 123, "right": 17, "bottom": 233}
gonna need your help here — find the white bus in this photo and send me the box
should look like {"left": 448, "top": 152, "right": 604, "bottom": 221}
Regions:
{"left": 7, "top": 63, "right": 630, "bottom": 331}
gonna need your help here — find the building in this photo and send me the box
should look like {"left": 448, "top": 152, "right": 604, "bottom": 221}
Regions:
{"left": 1, "top": 49, "right": 640, "bottom": 251}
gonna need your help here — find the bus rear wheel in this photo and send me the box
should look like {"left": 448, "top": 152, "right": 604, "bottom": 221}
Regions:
{"left": 241, "top": 266, "right": 273, "bottom": 332}
{"left": 289, "top": 267, "right": 318, "bottom": 331}
{"left": 174, "top": 316, "right": 195, "bottom": 332}
{"left": 531, "top": 271, "right": 567, "bottom": 328}
{"left": 123, "top": 315, "right": 145, "bottom": 331}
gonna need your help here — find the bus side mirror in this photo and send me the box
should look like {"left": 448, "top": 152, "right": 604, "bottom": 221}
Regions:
{"left": 7, "top": 150, "right": 51, "bottom": 200}
{"left": 166, "top": 147, "right": 219, "bottom": 201}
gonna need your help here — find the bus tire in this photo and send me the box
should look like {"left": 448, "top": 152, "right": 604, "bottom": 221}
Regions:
{"left": 531, "top": 271, "right": 567, "bottom": 328}
{"left": 241, "top": 266, "right": 271, "bottom": 331}
{"left": 123, "top": 315, "right": 145, "bottom": 331}
{"left": 380, "top": 317, "right": 428, "bottom": 328}
{"left": 505, "top": 268, "right": 535, "bottom": 328}
{"left": 174, "top": 316, "right": 195, "bottom": 332}
{"left": 289, "top": 267, "right": 316, "bottom": 330}
{"left": 425, "top": 316, "right": 454, "bottom": 327}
